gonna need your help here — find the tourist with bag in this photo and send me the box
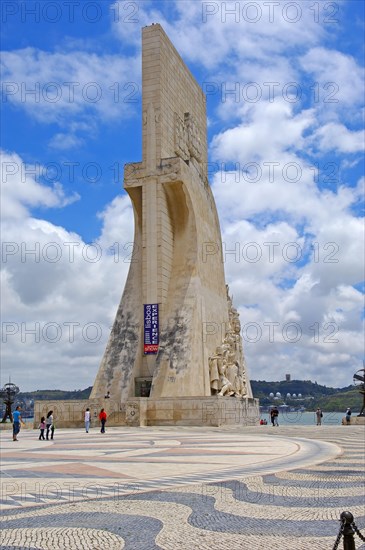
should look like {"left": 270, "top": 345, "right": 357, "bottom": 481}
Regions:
{"left": 46, "top": 410, "right": 54, "bottom": 440}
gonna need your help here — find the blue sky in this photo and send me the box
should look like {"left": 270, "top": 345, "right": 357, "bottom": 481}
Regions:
{"left": 1, "top": 0, "right": 364, "bottom": 391}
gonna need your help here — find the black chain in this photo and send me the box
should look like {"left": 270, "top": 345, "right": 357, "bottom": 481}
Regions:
{"left": 352, "top": 521, "right": 365, "bottom": 542}
{"left": 332, "top": 517, "right": 365, "bottom": 549}
{"left": 332, "top": 521, "right": 344, "bottom": 550}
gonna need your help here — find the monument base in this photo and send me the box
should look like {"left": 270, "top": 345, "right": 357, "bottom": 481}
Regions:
{"left": 125, "top": 397, "right": 259, "bottom": 427}
{"left": 34, "top": 397, "right": 259, "bottom": 428}
{"left": 33, "top": 398, "right": 125, "bottom": 429}
{"left": 341, "top": 416, "right": 365, "bottom": 425}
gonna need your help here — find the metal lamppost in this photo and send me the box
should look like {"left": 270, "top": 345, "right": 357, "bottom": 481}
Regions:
{"left": 0, "top": 383, "right": 20, "bottom": 423}
{"left": 353, "top": 368, "right": 365, "bottom": 416}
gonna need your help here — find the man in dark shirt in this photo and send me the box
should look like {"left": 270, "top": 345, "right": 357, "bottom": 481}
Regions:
{"left": 272, "top": 407, "right": 279, "bottom": 426}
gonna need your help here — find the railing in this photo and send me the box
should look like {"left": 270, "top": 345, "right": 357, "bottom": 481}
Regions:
{"left": 332, "top": 512, "right": 365, "bottom": 550}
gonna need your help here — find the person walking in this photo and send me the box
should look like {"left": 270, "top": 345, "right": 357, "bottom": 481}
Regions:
{"left": 85, "top": 408, "right": 91, "bottom": 433}
{"left": 38, "top": 416, "right": 46, "bottom": 440}
{"left": 99, "top": 408, "right": 107, "bottom": 433}
{"left": 345, "top": 407, "right": 352, "bottom": 424}
{"left": 46, "top": 410, "right": 54, "bottom": 440}
{"left": 273, "top": 407, "right": 279, "bottom": 426}
{"left": 12, "top": 405, "right": 24, "bottom": 441}
{"left": 316, "top": 407, "right": 323, "bottom": 426}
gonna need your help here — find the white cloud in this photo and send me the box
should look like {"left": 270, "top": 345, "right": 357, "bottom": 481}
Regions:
{"left": 48, "top": 133, "right": 85, "bottom": 150}
{"left": 299, "top": 47, "right": 365, "bottom": 118}
{"left": 1, "top": 150, "right": 80, "bottom": 220}
{"left": 1, "top": 48, "right": 140, "bottom": 144}
{"left": 166, "top": 0, "right": 326, "bottom": 67}
{"left": 209, "top": 94, "right": 364, "bottom": 388}
{"left": 1, "top": 1, "right": 363, "bottom": 391}
{"left": 1, "top": 151, "right": 134, "bottom": 390}
{"left": 211, "top": 100, "right": 316, "bottom": 161}
{"left": 113, "top": 1, "right": 326, "bottom": 72}
{"left": 311, "top": 122, "right": 365, "bottom": 153}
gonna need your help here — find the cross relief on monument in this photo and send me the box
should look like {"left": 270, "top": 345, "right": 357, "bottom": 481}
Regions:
{"left": 90, "top": 24, "right": 253, "bottom": 414}
{"left": 174, "top": 112, "right": 203, "bottom": 163}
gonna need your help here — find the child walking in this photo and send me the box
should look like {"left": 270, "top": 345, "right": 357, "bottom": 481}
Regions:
{"left": 39, "top": 416, "right": 46, "bottom": 440}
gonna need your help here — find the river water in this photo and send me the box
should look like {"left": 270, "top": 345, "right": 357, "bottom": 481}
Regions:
{"left": 260, "top": 411, "right": 348, "bottom": 426}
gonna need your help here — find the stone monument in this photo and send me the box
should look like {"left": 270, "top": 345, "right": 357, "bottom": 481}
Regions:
{"left": 87, "top": 24, "right": 258, "bottom": 426}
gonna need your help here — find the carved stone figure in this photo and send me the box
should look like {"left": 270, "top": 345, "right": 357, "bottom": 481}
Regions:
{"left": 225, "top": 354, "right": 239, "bottom": 391}
{"left": 209, "top": 346, "right": 223, "bottom": 394}
{"left": 217, "top": 357, "right": 235, "bottom": 397}
{"left": 208, "top": 285, "right": 251, "bottom": 398}
{"left": 185, "top": 113, "right": 202, "bottom": 162}
{"left": 174, "top": 112, "right": 189, "bottom": 160}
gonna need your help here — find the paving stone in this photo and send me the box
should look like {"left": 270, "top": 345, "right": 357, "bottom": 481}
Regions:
{"left": 0, "top": 425, "right": 364, "bottom": 549}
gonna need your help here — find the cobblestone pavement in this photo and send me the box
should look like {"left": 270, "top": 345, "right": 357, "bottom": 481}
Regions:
{"left": 1, "top": 425, "right": 364, "bottom": 549}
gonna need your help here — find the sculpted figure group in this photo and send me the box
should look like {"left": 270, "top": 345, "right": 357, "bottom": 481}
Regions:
{"left": 209, "top": 287, "right": 248, "bottom": 397}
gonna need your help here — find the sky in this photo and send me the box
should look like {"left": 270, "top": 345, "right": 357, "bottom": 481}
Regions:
{"left": 1, "top": 0, "right": 364, "bottom": 392}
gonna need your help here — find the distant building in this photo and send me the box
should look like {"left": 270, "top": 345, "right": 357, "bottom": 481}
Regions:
{"left": 286, "top": 374, "right": 291, "bottom": 381}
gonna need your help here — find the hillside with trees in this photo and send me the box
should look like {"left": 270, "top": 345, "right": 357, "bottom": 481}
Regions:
{"left": 251, "top": 380, "right": 362, "bottom": 412}
{"left": 2, "top": 382, "right": 362, "bottom": 416}
{"left": 18, "top": 387, "right": 93, "bottom": 401}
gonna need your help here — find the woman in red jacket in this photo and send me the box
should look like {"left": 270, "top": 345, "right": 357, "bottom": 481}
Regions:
{"left": 99, "top": 408, "right": 107, "bottom": 433}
